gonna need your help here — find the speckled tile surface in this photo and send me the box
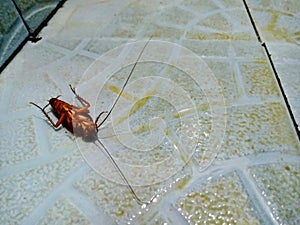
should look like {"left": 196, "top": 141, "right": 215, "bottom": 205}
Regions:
{"left": 0, "top": 0, "right": 299, "bottom": 225}
{"left": 246, "top": 0, "right": 300, "bottom": 131}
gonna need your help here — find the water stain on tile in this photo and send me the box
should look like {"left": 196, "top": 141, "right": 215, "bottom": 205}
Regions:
{"left": 221, "top": 103, "right": 298, "bottom": 159}
{"left": 176, "top": 173, "right": 262, "bottom": 224}
{"left": 251, "top": 163, "right": 300, "bottom": 224}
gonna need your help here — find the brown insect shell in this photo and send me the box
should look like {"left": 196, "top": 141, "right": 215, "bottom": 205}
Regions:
{"left": 49, "top": 98, "right": 98, "bottom": 142}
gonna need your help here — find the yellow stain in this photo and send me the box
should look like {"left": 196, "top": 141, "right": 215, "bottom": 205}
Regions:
{"left": 284, "top": 165, "right": 291, "bottom": 171}
{"left": 180, "top": 153, "right": 188, "bottom": 164}
{"left": 268, "top": 11, "right": 279, "bottom": 31}
{"left": 164, "top": 127, "right": 169, "bottom": 136}
{"left": 187, "top": 192, "right": 198, "bottom": 199}
{"left": 173, "top": 108, "right": 192, "bottom": 119}
{"left": 114, "top": 208, "right": 124, "bottom": 217}
{"left": 173, "top": 103, "right": 210, "bottom": 119}
{"left": 187, "top": 32, "right": 253, "bottom": 41}
{"left": 116, "top": 90, "right": 156, "bottom": 125}
{"left": 108, "top": 85, "right": 137, "bottom": 101}
{"left": 177, "top": 176, "right": 190, "bottom": 190}
{"left": 294, "top": 31, "right": 300, "bottom": 38}
{"left": 254, "top": 57, "right": 267, "bottom": 64}
{"left": 132, "top": 124, "right": 155, "bottom": 135}
{"left": 266, "top": 11, "right": 293, "bottom": 42}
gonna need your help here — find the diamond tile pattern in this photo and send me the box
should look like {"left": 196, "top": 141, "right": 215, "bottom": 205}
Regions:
{"left": 0, "top": 0, "right": 299, "bottom": 224}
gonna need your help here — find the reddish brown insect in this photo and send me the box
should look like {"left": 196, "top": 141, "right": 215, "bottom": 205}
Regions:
{"left": 30, "top": 86, "right": 107, "bottom": 142}
{"left": 30, "top": 38, "right": 153, "bottom": 205}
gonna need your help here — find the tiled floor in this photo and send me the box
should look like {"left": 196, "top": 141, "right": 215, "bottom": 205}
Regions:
{"left": 0, "top": 0, "right": 299, "bottom": 225}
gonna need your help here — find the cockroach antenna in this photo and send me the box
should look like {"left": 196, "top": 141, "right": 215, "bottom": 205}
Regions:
{"left": 95, "top": 37, "right": 156, "bottom": 205}
{"left": 97, "top": 36, "right": 153, "bottom": 128}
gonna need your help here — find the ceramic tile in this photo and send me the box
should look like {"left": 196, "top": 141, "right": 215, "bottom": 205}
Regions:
{"left": 0, "top": 0, "right": 299, "bottom": 224}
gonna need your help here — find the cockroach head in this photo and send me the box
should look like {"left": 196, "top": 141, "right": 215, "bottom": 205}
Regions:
{"left": 83, "top": 132, "right": 98, "bottom": 142}
{"left": 48, "top": 95, "right": 61, "bottom": 105}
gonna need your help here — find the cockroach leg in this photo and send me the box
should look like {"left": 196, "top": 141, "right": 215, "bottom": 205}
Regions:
{"left": 69, "top": 84, "right": 90, "bottom": 107}
{"left": 74, "top": 105, "right": 90, "bottom": 114}
{"left": 30, "top": 101, "right": 64, "bottom": 128}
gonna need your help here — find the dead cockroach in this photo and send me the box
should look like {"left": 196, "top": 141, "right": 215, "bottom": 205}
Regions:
{"left": 30, "top": 38, "right": 153, "bottom": 205}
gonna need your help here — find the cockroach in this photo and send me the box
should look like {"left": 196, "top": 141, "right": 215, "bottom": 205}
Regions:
{"left": 30, "top": 38, "right": 153, "bottom": 205}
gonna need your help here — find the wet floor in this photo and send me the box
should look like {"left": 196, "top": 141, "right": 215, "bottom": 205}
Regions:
{"left": 0, "top": 0, "right": 299, "bottom": 224}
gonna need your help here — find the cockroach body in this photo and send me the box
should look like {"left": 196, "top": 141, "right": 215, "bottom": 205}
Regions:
{"left": 30, "top": 37, "right": 154, "bottom": 205}
{"left": 51, "top": 99, "right": 98, "bottom": 143}
{"left": 30, "top": 86, "right": 107, "bottom": 142}
{"left": 49, "top": 97, "right": 97, "bottom": 140}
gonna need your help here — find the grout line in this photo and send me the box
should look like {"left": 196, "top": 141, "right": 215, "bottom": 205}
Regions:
{"left": 0, "top": 146, "right": 75, "bottom": 177}
{"left": 228, "top": 43, "right": 247, "bottom": 98}
{"left": 242, "top": 0, "right": 262, "bottom": 43}
{"left": 236, "top": 168, "right": 279, "bottom": 225}
{"left": 20, "top": 164, "right": 90, "bottom": 225}
{"left": 242, "top": 0, "right": 300, "bottom": 140}
{"left": 32, "top": 116, "right": 51, "bottom": 156}
{"left": 166, "top": 203, "right": 190, "bottom": 225}
{"left": 63, "top": 188, "right": 117, "bottom": 225}
{"left": 167, "top": 152, "right": 300, "bottom": 199}
{"left": 173, "top": 152, "right": 300, "bottom": 224}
